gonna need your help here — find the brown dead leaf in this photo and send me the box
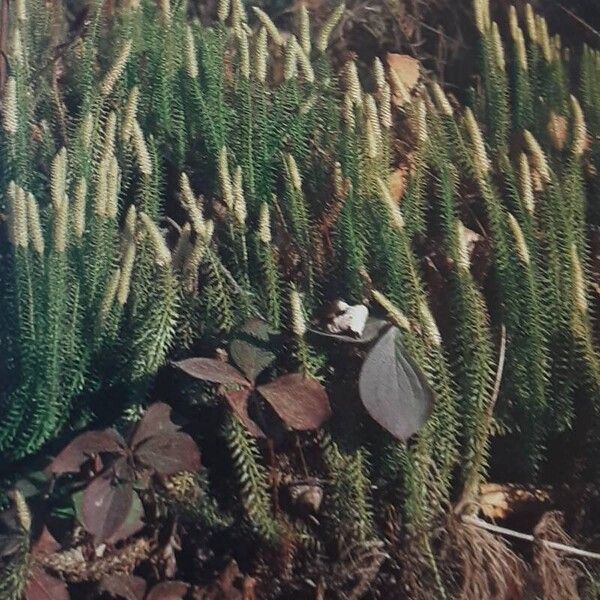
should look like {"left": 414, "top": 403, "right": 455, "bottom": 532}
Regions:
{"left": 530, "top": 168, "right": 544, "bottom": 192}
{"left": 386, "top": 53, "right": 420, "bottom": 92}
{"left": 547, "top": 112, "right": 568, "bottom": 151}
{"left": 479, "top": 483, "right": 553, "bottom": 520}
{"left": 194, "top": 560, "right": 246, "bottom": 600}
{"left": 388, "top": 166, "right": 409, "bottom": 204}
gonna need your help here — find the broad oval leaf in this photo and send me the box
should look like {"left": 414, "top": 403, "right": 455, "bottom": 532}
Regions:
{"left": 173, "top": 358, "right": 250, "bottom": 387}
{"left": 25, "top": 566, "right": 70, "bottom": 600}
{"left": 358, "top": 326, "right": 434, "bottom": 440}
{"left": 50, "top": 430, "right": 125, "bottom": 474}
{"left": 99, "top": 574, "right": 147, "bottom": 600}
{"left": 131, "top": 403, "right": 180, "bottom": 448}
{"left": 134, "top": 432, "right": 201, "bottom": 475}
{"left": 146, "top": 581, "right": 190, "bottom": 600}
{"left": 81, "top": 476, "right": 133, "bottom": 542}
{"left": 223, "top": 388, "right": 265, "bottom": 438}
{"left": 257, "top": 374, "right": 331, "bottom": 430}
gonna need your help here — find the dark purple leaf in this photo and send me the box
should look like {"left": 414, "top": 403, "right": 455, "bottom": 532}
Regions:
{"left": 358, "top": 326, "right": 434, "bottom": 441}
{"left": 50, "top": 430, "right": 125, "bottom": 474}
{"left": 113, "top": 456, "right": 136, "bottom": 482}
{"left": 223, "top": 389, "right": 265, "bottom": 438}
{"left": 81, "top": 476, "right": 133, "bottom": 542}
{"left": 257, "top": 374, "right": 331, "bottom": 431}
{"left": 0, "top": 533, "right": 23, "bottom": 558}
{"left": 131, "top": 403, "right": 180, "bottom": 448}
{"left": 135, "top": 433, "right": 201, "bottom": 475}
{"left": 146, "top": 581, "right": 190, "bottom": 600}
{"left": 105, "top": 491, "right": 144, "bottom": 544}
{"left": 99, "top": 574, "right": 147, "bottom": 600}
{"left": 25, "top": 566, "right": 70, "bottom": 600}
{"left": 173, "top": 358, "right": 250, "bottom": 387}
{"left": 230, "top": 339, "right": 276, "bottom": 382}
{"left": 0, "top": 506, "right": 20, "bottom": 537}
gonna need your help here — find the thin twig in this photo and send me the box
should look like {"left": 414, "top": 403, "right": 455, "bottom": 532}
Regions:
{"left": 455, "top": 324, "right": 507, "bottom": 514}
{"left": 485, "top": 324, "right": 507, "bottom": 425}
{"left": 462, "top": 515, "right": 600, "bottom": 561}
{"left": 0, "top": 0, "right": 9, "bottom": 95}
{"left": 556, "top": 3, "right": 600, "bottom": 41}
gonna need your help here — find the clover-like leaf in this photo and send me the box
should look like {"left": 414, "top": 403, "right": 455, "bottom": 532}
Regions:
{"left": 223, "top": 388, "right": 265, "bottom": 438}
{"left": 50, "top": 430, "right": 125, "bottom": 474}
{"left": 173, "top": 358, "right": 250, "bottom": 387}
{"left": 358, "top": 326, "right": 434, "bottom": 441}
{"left": 31, "top": 526, "right": 61, "bottom": 557}
{"left": 25, "top": 566, "right": 70, "bottom": 600}
{"left": 230, "top": 339, "right": 276, "bottom": 382}
{"left": 237, "top": 318, "right": 276, "bottom": 342}
{"left": 105, "top": 490, "right": 144, "bottom": 544}
{"left": 131, "top": 403, "right": 180, "bottom": 448}
{"left": 257, "top": 374, "right": 331, "bottom": 430}
{"left": 134, "top": 432, "right": 201, "bottom": 475}
{"left": 81, "top": 475, "right": 134, "bottom": 542}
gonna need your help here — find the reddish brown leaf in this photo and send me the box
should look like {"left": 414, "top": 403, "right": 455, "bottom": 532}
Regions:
{"left": 173, "top": 358, "right": 250, "bottom": 387}
{"left": 81, "top": 477, "right": 133, "bottom": 542}
{"left": 25, "top": 566, "right": 70, "bottom": 600}
{"left": 223, "top": 389, "right": 265, "bottom": 438}
{"left": 31, "top": 526, "right": 61, "bottom": 557}
{"left": 99, "top": 574, "right": 147, "bottom": 600}
{"left": 146, "top": 581, "right": 190, "bottom": 600}
{"left": 105, "top": 490, "right": 144, "bottom": 544}
{"left": 135, "top": 432, "right": 201, "bottom": 475}
{"left": 50, "top": 430, "right": 125, "bottom": 474}
{"left": 257, "top": 374, "right": 331, "bottom": 431}
{"left": 131, "top": 403, "right": 180, "bottom": 448}
{"left": 388, "top": 166, "right": 409, "bottom": 204}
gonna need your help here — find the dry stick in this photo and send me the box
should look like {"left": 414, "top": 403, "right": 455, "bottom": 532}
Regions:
{"left": 455, "top": 324, "right": 507, "bottom": 515}
{"left": 556, "top": 3, "right": 600, "bottom": 41}
{"left": 0, "top": 0, "right": 9, "bottom": 95}
{"left": 485, "top": 324, "right": 507, "bottom": 426}
{"left": 462, "top": 515, "right": 600, "bottom": 562}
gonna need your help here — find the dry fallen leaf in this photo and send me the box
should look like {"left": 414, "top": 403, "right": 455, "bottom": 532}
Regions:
{"left": 388, "top": 166, "right": 409, "bottom": 204}
{"left": 386, "top": 53, "right": 420, "bottom": 92}
{"left": 547, "top": 112, "right": 568, "bottom": 151}
{"left": 478, "top": 483, "right": 553, "bottom": 520}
